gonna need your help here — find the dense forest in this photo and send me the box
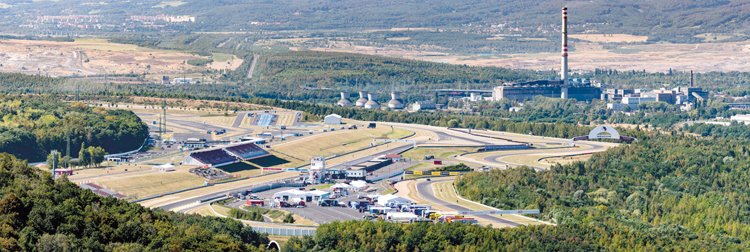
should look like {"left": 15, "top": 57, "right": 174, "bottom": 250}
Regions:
{"left": 5, "top": 0, "right": 749, "bottom": 43}
{"left": 0, "top": 96, "right": 148, "bottom": 162}
{"left": 0, "top": 153, "right": 269, "bottom": 251}
{"left": 454, "top": 133, "right": 750, "bottom": 250}
{"left": 284, "top": 220, "right": 599, "bottom": 251}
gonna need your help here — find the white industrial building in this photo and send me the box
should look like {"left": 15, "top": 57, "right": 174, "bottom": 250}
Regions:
{"left": 411, "top": 101, "right": 436, "bottom": 111}
{"left": 730, "top": 114, "right": 750, "bottom": 125}
{"left": 377, "top": 194, "right": 413, "bottom": 207}
{"left": 324, "top": 114, "right": 342, "bottom": 125}
{"left": 272, "top": 189, "right": 331, "bottom": 203}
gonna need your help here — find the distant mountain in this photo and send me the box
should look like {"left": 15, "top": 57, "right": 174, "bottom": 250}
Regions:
{"left": 1, "top": 0, "right": 748, "bottom": 42}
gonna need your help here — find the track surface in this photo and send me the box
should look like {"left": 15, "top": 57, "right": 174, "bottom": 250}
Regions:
{"left": 414, "top": 178, "right": 520, "bottom": 227}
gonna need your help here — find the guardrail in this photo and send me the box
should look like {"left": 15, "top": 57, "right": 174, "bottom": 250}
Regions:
{"left": 250, "top": 226, "right": 316, "bottom": 236}
{"left": 405, "top": 170, "right": 469, "bottom": 176}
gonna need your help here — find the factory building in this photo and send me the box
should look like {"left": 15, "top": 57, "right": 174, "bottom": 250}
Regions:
{"left": 493, "top": 80, "right": 601, "bottom": 101}
{"left": 605, "top": 71, "right": 707, "bottom": 112}
{"left": 492, "top": 7, "right": 601, "bottom": 102}
{"left": 411, "top": 101, "right": 437, "bottom": 111}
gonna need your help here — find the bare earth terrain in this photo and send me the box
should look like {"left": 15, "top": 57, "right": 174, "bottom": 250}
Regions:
{"left": 307, "top": 39, "right": 750, "bottom": 73}
{"left": 0, "top": 38, "right": 214, "bottom": 78}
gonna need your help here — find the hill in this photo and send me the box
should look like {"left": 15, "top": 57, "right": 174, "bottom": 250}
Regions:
{"left": 0, "top": 153, "right": 269, "bottom": 251}
{"left": 0, "top": 95, "right": 149, "bottom": 162}
{"left": 2, "top": 0, "right": 749, "bottom": 43}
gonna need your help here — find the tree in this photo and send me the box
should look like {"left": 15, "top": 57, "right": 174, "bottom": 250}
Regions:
{"left": 86, "top": 146, "right": 107, "bottom": 168}
{"left": 78, "top": 143, "right": 90, "bottom": 167}
{"left": 283, "top": 213, "right": 295, "bottom": 223}
{"left": 46, "top": 151, "right": 61, "bottom": 171}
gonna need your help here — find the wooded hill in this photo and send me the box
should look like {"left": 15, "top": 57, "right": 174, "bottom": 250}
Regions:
{"left": 0, "top": 95, "right": 148, "bottom": 162}
{"left": 456, "top": 133, "right": 750, "bottom": 250}
{"left": 5, "top": 0, "right": 749, "bottom": 42}
{"left": 0, "top": 153, "right": 269, "bottom": 251}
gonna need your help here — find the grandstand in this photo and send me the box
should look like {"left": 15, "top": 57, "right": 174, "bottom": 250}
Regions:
{"left": 225, "top": 142, "right": 270, "bottom": 160}
{"left": 254, "top": 113, "right": 277, "bottom": 127}
{"left": 184, "top": 142, "right": 270, "bottom": 168}
{"left": 185, "top": 149, "right": 238, "bottom": 167}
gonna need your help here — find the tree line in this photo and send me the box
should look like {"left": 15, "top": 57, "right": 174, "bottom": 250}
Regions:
{"left": 455, "top": 132, "right": 750, "bottom": 250}
{"left": 0, "top": 95, "right": 149, "bottom": 162}
{"left": 0, "top": 153, "right": 270, "bottom": 251}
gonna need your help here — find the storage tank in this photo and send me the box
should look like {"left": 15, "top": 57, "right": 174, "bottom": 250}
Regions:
{"left": 355, "top": 91, "right": 369, "bottom": 107}
{"left": 364, "top": 93, "right": 380, "bottom": 109}
{"left": 387, "top": 92, "right": 404, "bottom": 109}
{"left": 337, "top": 92, "right": 353, "bottom": 107}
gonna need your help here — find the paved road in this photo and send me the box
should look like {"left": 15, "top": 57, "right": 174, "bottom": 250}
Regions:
{"left": 478, "top": 141, "right": 610, "bottom": 169}
{"left": 414, "top": 178, "right": 520, "bottom": 227}
{"left": 381, "top": 122, "right": 515, "bottom": 146}
{"left": 434, "top": 131, "right": 492, "bottom": 145}
{"left": 327, "top": 144, "right": 414, "bottom": 170}
{"left": 144, "top": 172, "right": 298, "bottom": 211}
{"left": 285, "top": 205, "right": 364, "bottom": 224}
{"left": 169, "top": 118, "right": 224, "bottom": 132}
{"left": 232, "top": 111, "right": 247, "bottom": 128}
{"left": 246, "top": 54, "right": 259, "bottom": 79}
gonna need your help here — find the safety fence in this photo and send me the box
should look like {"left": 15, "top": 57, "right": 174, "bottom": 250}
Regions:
{"left": 250, "top": 226, "right": 316, "bottom": 236}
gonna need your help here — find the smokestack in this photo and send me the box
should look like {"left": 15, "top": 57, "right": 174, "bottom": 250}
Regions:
{"left": 365, "top": 93, "right": 380, "bottom": 109}
{"left": 337, "top": 92, "right": 353, "bottom": 107}
{"left": 560, "top": 6, "right": 569, "bottom": 99}
{"left": 355, "top": 91, "right": 368, "bottom": 107}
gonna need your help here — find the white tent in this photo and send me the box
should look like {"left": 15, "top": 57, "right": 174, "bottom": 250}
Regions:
{"left": 377, "top": 194, "right": 413, "bottom": 207}
{"left": 350, "top": 180, "right": 368, "bottom": 190}
{"left": 155, "top": 163, "right": 176, "bottom": 172}
{"left": 324, "top": 114, "right": 342, "bottom": 125}
{"left": 331, "top": 183, "right": 353, "bottom": 190}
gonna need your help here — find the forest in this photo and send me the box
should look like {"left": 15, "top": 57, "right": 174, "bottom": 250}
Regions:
{"left": 0, "top": 95, "right": 148, "bottom": 162}
{"left": 454, "top": 133, "right": 750, "bottom": 250}
{"left": 5, "top": 0, "right": 749, "bottom": 43}
{"left": 0, "top": 153, "right": 269, "bottom": 251}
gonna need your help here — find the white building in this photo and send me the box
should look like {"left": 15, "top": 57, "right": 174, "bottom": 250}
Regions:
{"left": 731, "top": 114, "right": 750, "bottom": 125}
{"left": 377, "top": 194, "right": 413, "bottom": 207}
{"left": 272, "top": 189, "right": 330, "bottom": 203}
{"left": 309, "top": 156, "right": 327, "bottom": 184}
{"left": 154, "top": 163, "right": 176, "bottom": 172}
{"left": 171, "top": 78, "right": 193, "bottom": 85}
{"left": 324, "top": 114, "right": 342, "bottom": 125}
{"left": 411, "top": 101, "right": 436, "bottom": 111}
{"left": 386, "top": 212, "right": 418, "bottom": 223}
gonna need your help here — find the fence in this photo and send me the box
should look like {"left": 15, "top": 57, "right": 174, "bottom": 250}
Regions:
{"left": 251, "top": 226, "right": 316, "bottom": 236}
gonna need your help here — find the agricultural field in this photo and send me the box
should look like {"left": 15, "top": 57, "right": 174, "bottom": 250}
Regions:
{"left": 0, "top": 38, "right": 223, "bottom": 81}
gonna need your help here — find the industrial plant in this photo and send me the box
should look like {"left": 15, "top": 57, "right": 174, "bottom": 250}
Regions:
{"left": 337, "top": 7, "right": 604, "bottom": 109}
{"left": 491, "top": 7, "right": 601, "bottom": 101}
